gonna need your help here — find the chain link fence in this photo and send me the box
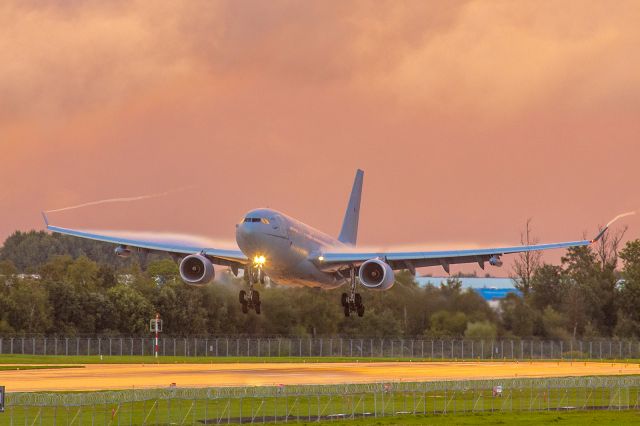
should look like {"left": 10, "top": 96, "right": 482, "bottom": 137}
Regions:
{"left": 2, "top": 376, "right": 640, "bottom": 424}
{"left": 1, "top": 337, "right": 640, "bottom": 359}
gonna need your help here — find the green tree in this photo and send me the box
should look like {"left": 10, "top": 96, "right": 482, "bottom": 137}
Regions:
{"left": 108, "top": 285, "right": 154, "bottom": 335}
{"left": 618, "top": 240, "right": 640, "bottom": 330}
{"left": 465, "top": 320, "right": 497, "bottom": 340}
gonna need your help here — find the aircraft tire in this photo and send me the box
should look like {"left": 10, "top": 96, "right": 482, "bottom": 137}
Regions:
{"left": 255, "top": 302, "right": 261, "bottom": 315}
{"left": 357, "top": 304, "right": 365, "bottom": 317}
{"left": 341, "top": 293, "right": 348, "bottom": 307}
{"left": 354, "top": 293, "right": 362, "bottom": 307}
{"left": 239, "top": 290, "right": 246, "bottom": 304}
{"left": 252, "top": 290, "right": 260, "bottom": 302}
{"left": 343, "top": 305, "right": 350, "bottom": 317}
{"left": 241, "top": 303, "right": 249, "bottom": 314}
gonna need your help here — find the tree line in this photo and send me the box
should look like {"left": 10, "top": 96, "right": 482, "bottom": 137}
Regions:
{"left": 1, "top": 229, "right": 640, "bottom": 339}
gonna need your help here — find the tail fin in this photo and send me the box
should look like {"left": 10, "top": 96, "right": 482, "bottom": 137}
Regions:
{"left": 338, "top": 169, "right": 364, "bottom": 245}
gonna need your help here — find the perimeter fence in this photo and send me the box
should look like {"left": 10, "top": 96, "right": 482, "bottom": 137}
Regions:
{"left": 3, "top": 376, "right": 640, "bottom": 424}
{"left": 2, "top": 337, "right": 640, "bottom": 359}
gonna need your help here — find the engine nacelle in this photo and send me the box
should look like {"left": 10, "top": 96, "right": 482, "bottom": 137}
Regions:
{"left": 114, "top": 245, "right": 131, "bottom": 258}
{"left": 358, "top": 259, "right": 395, "bottom": 291}
{"left": 179, "top": 254, "right": 215, "bottom": 286}
{"left": 489, "top": 255, "right": 503, "bottom": 267}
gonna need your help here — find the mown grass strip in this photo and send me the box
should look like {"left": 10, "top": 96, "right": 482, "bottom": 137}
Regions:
{"left": 0, "top": 365, "right": 84, "bottom": 371}
{"left": 2, "top": 354, "right": 640, "bottom": 365}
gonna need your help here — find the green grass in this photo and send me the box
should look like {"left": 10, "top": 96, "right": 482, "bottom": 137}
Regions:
{"left": 0, "top": 354, "right": 455, "bottom": 364}
{"left": 4, "top": 400, "right": 640, "bottom": 426}
{"left": 2, "top": 354, "right": 640, "bottom": 365}
{"left": 274, "top": 411, "right": 640, "bottom": 425}
{"left": 0, "top": 365, "right": 83, "bottom": 371}
{"left": 4, "top": 384, "right": 640, "bottom": 425}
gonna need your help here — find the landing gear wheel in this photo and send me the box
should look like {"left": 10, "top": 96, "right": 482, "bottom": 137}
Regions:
{"left": 354, "top": 293, "right": 362, "bottom": 307}
{"left": 340, "top": 268, "right": 365, "bottom": 317}
{"left": 240, "top": 265, "right": 265, "bottom": 314}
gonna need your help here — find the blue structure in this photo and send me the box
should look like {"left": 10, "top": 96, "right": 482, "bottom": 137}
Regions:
{"left": 415, "top": 276, "right": 522, "bottom": 301}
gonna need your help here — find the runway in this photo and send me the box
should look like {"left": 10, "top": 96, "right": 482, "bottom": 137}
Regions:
{"left": 2, "top": 361, "right": 639, "bottom": 392}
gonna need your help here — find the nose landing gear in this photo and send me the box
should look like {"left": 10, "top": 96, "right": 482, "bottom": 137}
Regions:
{"left": 240, "top": 265, "right": 262, "bottom": 314}
{"left": 341, "top": 268, "right": 365, "bottom": 317}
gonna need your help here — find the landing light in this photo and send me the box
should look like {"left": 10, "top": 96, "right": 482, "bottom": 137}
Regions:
{"left": 253, "top": 255, "right": 266, "bottom": 265}
{"left": 318, "top": 256, "right": 324, "bottom": 261}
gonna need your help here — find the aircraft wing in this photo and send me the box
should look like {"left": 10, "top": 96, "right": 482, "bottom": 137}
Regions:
{"left": 315, "top": 213, "right": 634, "bottom": 273}
{"left": 43, "top": 214, "right": 247, "bottom": 266}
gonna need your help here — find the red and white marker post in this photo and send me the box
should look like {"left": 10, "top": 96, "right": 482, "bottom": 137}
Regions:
{"left": 150, "top": 312, "right": 162, "bottom": 358}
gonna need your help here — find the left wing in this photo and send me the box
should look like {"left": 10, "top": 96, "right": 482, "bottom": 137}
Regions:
{"left": 43, "top": 213, "right": 247, "bottom": 267}
{"left": 315, "top": 213, "right": 634, "bottom": 273}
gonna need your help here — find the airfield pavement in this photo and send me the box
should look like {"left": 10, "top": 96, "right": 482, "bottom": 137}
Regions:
{"left": 1, "top": 361, "right": 640, "bottom": 392}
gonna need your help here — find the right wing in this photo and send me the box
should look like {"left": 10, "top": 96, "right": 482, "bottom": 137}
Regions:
{"left": 315, "top": 212, "right": 635, "bottom": 273}
{"left": 43, "top": 213, "right": 247, "bottom": 267}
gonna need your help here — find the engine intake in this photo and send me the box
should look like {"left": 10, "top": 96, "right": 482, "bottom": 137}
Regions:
{"left": 358, "top": 259, "right": 395, "bottom": 291}
{"left": 114, "top": 245, "right": 131, "bottom": 258}
{"left": 179, "top": 254, "right": 215, "bottom": 285}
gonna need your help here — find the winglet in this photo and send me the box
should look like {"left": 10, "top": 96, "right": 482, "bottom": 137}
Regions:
{"left": 591, "top": 211, "right": 635, "bottom": 243}
{"left": 41, "top": 211, "right": 49, "bottom": 227}
{"left": 338, "top": 169, "right": 364, "bottom": 245}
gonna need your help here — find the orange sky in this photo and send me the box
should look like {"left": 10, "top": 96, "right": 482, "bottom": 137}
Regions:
{"left": 1, "top": 1, "right": 639, "bottom": 275}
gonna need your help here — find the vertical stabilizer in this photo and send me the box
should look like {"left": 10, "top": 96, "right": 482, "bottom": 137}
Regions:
{"left": 338, "top": 169, "right": 364, "bottom": 245}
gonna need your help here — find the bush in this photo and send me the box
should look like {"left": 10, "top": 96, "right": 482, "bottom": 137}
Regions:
{"left": 464, "top": 320, "right": 497, "bottom": 340}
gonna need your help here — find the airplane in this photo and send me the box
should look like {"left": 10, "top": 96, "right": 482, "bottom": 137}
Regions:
{"left": 42, "top": 169, "right": 630, "bottom": 317}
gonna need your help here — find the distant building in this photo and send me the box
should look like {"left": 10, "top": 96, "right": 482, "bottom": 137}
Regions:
{"left": 416, "top": 276, "right": 521, "bottom": 308}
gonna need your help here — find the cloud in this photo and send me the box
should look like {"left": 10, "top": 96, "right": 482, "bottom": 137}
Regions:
{"left": 1, "top": 1, "right": 639, "bottom": 276}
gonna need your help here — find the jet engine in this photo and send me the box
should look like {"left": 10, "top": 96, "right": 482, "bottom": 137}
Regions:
{"left": 179, "top": 254, "right": 215, "bottom": 286}
{"left": 114, "top": 245, "right": 131, "bottom": 258}
{"left": 358, "top": 259, "right": 395, "bottom": 291}
{"left": 489, "top": 255, "right": 503, "bottom": 267}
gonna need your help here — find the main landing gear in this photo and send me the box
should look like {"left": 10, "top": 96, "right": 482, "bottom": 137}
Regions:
{"left": 341, "top": 268, "right": 365, "bottom": 317}
{"left": 240, "top": 265, "right": 264, "bottom": 314}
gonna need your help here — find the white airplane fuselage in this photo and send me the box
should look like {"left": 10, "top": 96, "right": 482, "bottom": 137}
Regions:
{"left": 235, "top": 208, "right": 347, "bottom": 288}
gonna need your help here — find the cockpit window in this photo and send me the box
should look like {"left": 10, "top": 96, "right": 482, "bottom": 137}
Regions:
{"left": 244, "top": 217, "right": 270, "bottom": 224}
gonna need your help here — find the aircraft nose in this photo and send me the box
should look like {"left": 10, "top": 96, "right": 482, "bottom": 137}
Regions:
{"left": 236, "top": 222, "right": 253, "bottom": 239}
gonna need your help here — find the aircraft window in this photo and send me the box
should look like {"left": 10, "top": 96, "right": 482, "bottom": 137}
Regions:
{"left": 244, "top": 217, "right": 268, "bottom": 223}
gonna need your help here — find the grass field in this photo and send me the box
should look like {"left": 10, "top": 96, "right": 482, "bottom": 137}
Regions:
{"left": 269, "top": 411, "right": 640, "bottom": 425}
{"left": 3, "top": 354, "right": 640, "bottom": 365}
{"left": 4, "top": 382, "right": 639, "bottom": 425}
{"left": 0, "top": 354, "right": 423, "bottom": 364}
{"left": 0, "top": 365, "right": 82, "bottom": 371}
{"left": 4, "top": 402, "right": 640, "bottom": 426}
